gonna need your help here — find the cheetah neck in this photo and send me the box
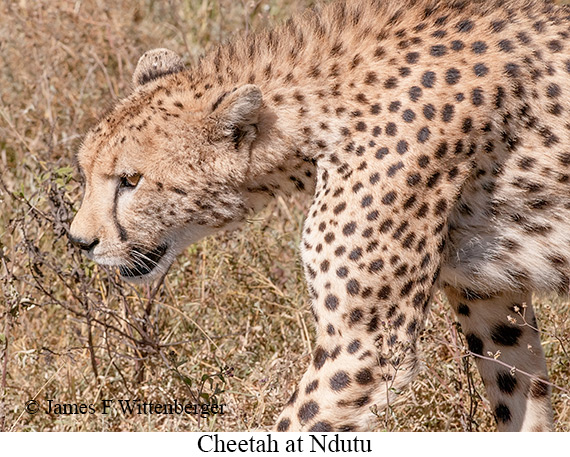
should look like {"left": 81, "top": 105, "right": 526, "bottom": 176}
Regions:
{"left": 185, "top": 4, "right": 423, "bottom": 192}
{"left": 183, "top": 3, "right": 403, "bottom": 208}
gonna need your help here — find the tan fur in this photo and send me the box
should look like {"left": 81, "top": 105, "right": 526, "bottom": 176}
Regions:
{"left": 70, "top": 0, "right": 569, "bottom": 431}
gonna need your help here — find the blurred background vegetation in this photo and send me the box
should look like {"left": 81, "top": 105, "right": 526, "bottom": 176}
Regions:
{"left": 0, "top": 0, "right": 568, "bottom": 431}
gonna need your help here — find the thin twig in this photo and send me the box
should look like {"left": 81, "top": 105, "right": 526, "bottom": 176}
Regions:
{"left": 438, "top": 338, "right": 570, "bottom": 395}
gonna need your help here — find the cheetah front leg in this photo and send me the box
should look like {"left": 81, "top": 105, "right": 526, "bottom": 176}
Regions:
{"left": 274, "top": 156, "right": 457, "bottom": 431}
{"left": 444, "top": 286, "right": 553, "bottom": 431}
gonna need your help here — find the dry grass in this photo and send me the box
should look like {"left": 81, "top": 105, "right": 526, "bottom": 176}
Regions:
{"left": 1, "top": 0, "right": 568, "bottom": 432}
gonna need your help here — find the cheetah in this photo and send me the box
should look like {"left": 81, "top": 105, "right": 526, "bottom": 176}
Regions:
{"left": 69, "top": 0, "right": 570, "bottom": 432}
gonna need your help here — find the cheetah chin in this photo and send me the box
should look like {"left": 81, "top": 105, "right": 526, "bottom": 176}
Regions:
{"left": 118, "top": 243, "right": 169, "bottom": 279}
{"left": 117, "top": 229, "right": 217, "bottom": 283}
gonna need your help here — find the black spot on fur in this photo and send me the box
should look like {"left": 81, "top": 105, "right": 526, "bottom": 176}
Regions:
{"left": 530, "top": 378, "right": 550, "bottom": 398}
{"left": 330, "top": 371, "right": 351, "bottom": 391}
{"left": 347, "top": 340, "right": 361, "bottom": 354}
{"left": 457, "top": 19, "right": 474, "bottom": 33}
{"left": 423, "top": 104, "right": 436, "bottom": 120}
{"left": 277, "top": 418, "right": 291, "bottom": 431}
{"left": 377, "top": 285, "right": 391, "bottom": 299}
{"left": 349, "top": 307, "right": 363, "bottom": 324}
{"left": 497, "top": 372, "right": 518, "bottom": 395}
{"left": 298, "top": 401, "right": 319, "bottom": 423}
{"left": 451, "top": 40, "right": 464, "bottom": 51}
{"left": 491, "top": 323, "right": 522, "bottom": 346}
{"left": 430, "top": 44, "right": 447, "bottom": 56}
{"left": 305, "top": 379, "right": 319, "bottom": 394}
{"left": 473, "top": 63, "right": 489, "bottom": 77}
{"left": 171, "top": 187, "right": 187, "bottom": 196}
{"left": 494, "top": 403, "right": 511, "bottom": 423}
{"left": 211, "top": 91, "right": 229, "bottom": 111}
{"left": 309, "top": 421, "right": 332, "bottom": 432}
{"left": 313, "top": 346, "right": 329, "bottom": 369}
{"left": 466, "top": 333, "right": 483, "bottom": 355}
{"left": 355, "top": 368, "right": 374, "bottom": 385}
{"left": 354, "top": 395, "right": 371, "bottom": 407}
{"left": 343, "top": 222, "right": 357, "bottom": 236}
{"left": 325, "top": 294, "right": 339, "bottom": 311}
{"left": 457, "top": 303, "right": 470, "bottom": 316}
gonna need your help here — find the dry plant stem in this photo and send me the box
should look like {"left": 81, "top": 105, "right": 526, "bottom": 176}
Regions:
{"left": 168, "top": 0, "right": 192, "bottom": 58}
{"left": 85, "top": 307, "right": 99, "bottom": 382}
{"left": 133, "top": 271, "right": 168, "bottom": 383}
{"left": 157, "top": 349, "right": 200, "bottom": 408}
{"left": 462, "top": 356, "right": 483, "bottom": 431}
{"left": 516, "top": 307, "right": 570, "bottom": 361}
{"left": 104, "top": 331, "right": 134, "bottom": 397}
{"left": 8, "top": 364, "right": 65, "bottom": 432}
{"left": 441, "top": 338, "right": 570, "bottom": 395}
{"left": 441, "top": 305, "right": 469, "bottom": 424}
{"left": 0, "top": 322, "right": 8, "bottom": 433}
{"left": 0, "top": 261, "right": 12, "bottom": 432}
{"left": 445, "top": 308, "right": 482, "bottom": 431}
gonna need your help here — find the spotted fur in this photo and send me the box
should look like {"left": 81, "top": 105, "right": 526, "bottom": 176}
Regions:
{"left": 69, "top": 0, "right": 570, "bottom": 431}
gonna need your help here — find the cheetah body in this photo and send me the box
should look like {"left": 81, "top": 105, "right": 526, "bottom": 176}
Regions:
{"left": 70, "top": 0, "right": 570, "bottom": 431}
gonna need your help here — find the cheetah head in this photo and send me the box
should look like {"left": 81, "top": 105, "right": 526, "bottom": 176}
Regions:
{"left": 69, "top": 49, "right": 263, "bottom": 282}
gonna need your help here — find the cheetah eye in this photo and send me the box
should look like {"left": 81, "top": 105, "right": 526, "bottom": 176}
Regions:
{"left": 119, "top": 173, "right": 142, "bottom": 189}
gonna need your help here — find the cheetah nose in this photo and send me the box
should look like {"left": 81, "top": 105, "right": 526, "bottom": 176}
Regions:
{"left": 68, "top": 234, "right": 100, "bottom": 252}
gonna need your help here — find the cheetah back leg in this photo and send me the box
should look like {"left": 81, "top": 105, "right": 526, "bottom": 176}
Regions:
{"left": 444, "top": 286, "right": 553, "bottom": 431}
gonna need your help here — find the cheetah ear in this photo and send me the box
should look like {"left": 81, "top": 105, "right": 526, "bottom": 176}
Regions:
{"left": 132, "top": 48, "right": 185, "bottom": 88}
{"left": 210, "top": 84, "right": 263, "bottom": 146}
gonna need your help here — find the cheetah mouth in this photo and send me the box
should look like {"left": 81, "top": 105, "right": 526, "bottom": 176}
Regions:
{"left": 119, "top": 243, "right": 169, "bottom": 278}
